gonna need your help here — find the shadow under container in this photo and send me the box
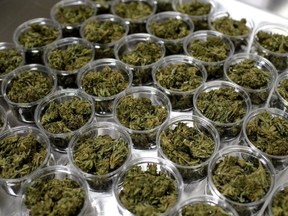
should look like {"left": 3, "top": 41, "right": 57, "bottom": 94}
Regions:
{"left": 0, "top": 126, "right": 52, "bottom": 196}
{"left": 208, "top": 11, "right": 254, "bottom": 53}
{"left": 152, "top": 55, "right": 207, "bottom": 112}
{"left": 113, "top": 86, "right": 171, "bottom": 150}
{"left": 111, "top": 0, "right": 157, "bottom": 34}
{"left": 172, "top": 0, "right": 217, "bottom": 31}
{"left": 114, "top": 33, "right": 166, "bottom": 86}
{"left": 113, "top": 157, "right": 183, "bottom": 215}
{"left": 2, "top": 64, "right": 57, "bottom": 124}
{"left": 193, "top": 80, "right": 252, "bottom": 142}
{"left": 80, "top": 14, "right": 129, "bottom": 59}
{"left": 77, "top": 58, "right": 133, "bottom": 117}
{"left": 0, "top": 42, "right": 25, "bottom": 96}
{"left": 224, "top": 53, "right": 277, "bottom": 108}
{"left": 13, "top": 18, "right": 62, "bottom": 64}
{"left": 89, "top": 0, "right": 112, "bottom": 14}
{"left": 34, "top": 89, "right": 95, "bottom": 153}
{"left": 206, "top": 146, "right": 276, "bottom": 216}
{"left": 252, "top": 23, "right": 288, "bottom": 73}
{"left": 68, "top": 122, "right": 132, "bottom": 192}
{"left": 50, "top": 0, "right": 96, "bottom": 38}
{"left": 242, "top": 107, "right": 288, "bottom": 172}
{"left": 267, "top": 182, "right": 288, "bottom": 216}
{"left": 171, "top": 195, "right": 239, "bottom": 216}
{"left": 156, "top": 115, "right": 220, "bottom": 184}
{"left": 43, "top": 37, "right": 95, "bottom": 89}
{"left": 20, "top": 165, "right": 92, "bottom": 216}
{"left": 184, "top": 30, "right": 235, "bottom": 80}
{"left": 146, "top": 11, "right": 194, "bottom": 55}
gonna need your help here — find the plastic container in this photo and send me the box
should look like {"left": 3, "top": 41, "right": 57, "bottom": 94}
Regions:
{"left": 34, "top": 89, "right": 95, "bottom": 153}
{"left": 20, "top": 165, "right": 92, "bottom": 216}
{"left": 242, "top": 107, "right": 288, "bottom": 171}
{"left": 193, "top": 80, "right": 252, "bottom": 142}
{"left": 50, "top": 0, "right": 96, "bottom": 38}
{"left": 172, "top": 0, "right": 217, "bottom": 31}
{"left": 111, "top": 0, "right": 157, "bottom": 34}
{"left": 2, "top": 64, "right": 57, "bottom": 123}
{"left": 13, "top": 18, "right": 62, "bottom": 64}
{"left": 113, "top": 157, "right": 183, "bottom": 215}
{"left": 267, "top": 182, "right": 288, "bottom": 216}
{"left": 77, "top": 58, "right": 133, "bottom": 117}
{"left": 68, "top": 122, "right": 132, "bottom": 192}
{"left": 172, "top": 195, "right": 239, "bottom": 216}
{"left": 152, "top": 54, "right": 207, "bottom": 111}
{"left": 252, "top": 22, "right": 288, "bottom": 73}
{"left": 0, "top": 42, "right": 25, "bottom": 95}
{"left": 224, "top": 53, "right": 277, "bottom": 107}
{"left": 156, "top": 115, "right": 220, "bottom": 183}
{"left": 207, "top": 146, "right": 276, "bottom": 216}
{"left": 183, "top": 30, "right": 235, "bottom": 80}
{"left": 0, "top": 126, "right": 52, "bottom": 196}
{"left": 43, "top": 37, "right": 94, "bottom": 89}
{"left": 114, "top": 33, "right": 166, "bottom": 86}
{"left": 208, "top": 11, "right": 254, "bottom": 53}
{"left": 88, "top": 0, "right": 112, "bottom": 14}
{"left": 80, "top": 14, "right": 129, "bottom": 59}
{"left": 146, "top": 11, "right": 194, "bottom": 55}
{"left": 113, "top": 86, "right": 171, "bottom": 150}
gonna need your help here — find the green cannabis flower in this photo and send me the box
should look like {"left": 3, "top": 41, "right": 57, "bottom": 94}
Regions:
{"left": 73, "top": 135, "right": 129, "bottom": 175}
{"left": 40, "top": 97, "right": 92, "bottom": 134}
{"left": 114, "top": 1, "right": 153, "bottom": 20}
{"left": 18, "top": 23, "right": 60, "bottom": 48}
{"left": 24, "top": 178, "right": 85, "bottom": 216}
{"left": 212, "top": 156, "right": 271, "bottom": 203}
{"left": 176, "top": 1, "right": 211, "bottom": 16}
{"left": 119, "top": 163, "right": 178, "bottom": 215}
{"left": 272, "top": 186, "right": 288, "bottom": 216}
{"left": 0, "top": 134, "right": 47, "bottom": 179}
{"left": 179, "top": 203, "right": 231, "bottom": 216}
{"left": 160, "top": 122, "right": 215, "bottom": 166}
{"left": 256, "top": 31, "right": 288, "bottom": 53}
{"left": 278, "top": 78, "right": 288, "bottom": 102}
{"left": 7, "top": 71, "right": 53, "bottom": 103}
{"left": 0, "top": 49, "right": 23, "bottom": 76}
{"left": 55, "top": 5, "right": 94, "bottom": 25}
{"left": 47, "top": 44, "right": 93, "bottom": 71}
{"left": 246, "top": 111, "right": 288, "bottom": 156}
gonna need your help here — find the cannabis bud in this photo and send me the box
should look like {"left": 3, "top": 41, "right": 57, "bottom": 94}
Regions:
{"left": 0, "top": 44, "right": 23, "bottom": 77}
{"left": 271, "top": 185, "right": 288, "bottom": 216}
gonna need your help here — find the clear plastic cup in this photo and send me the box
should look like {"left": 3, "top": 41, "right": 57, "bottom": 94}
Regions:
{"left": 152, "top": 54, "right": 207, "bottom": 111}
{"left": 43, "top": 37, "right": 95, "bottom": 89}
{"left": 208, "top": 11, "right": 254, "bottom": 53}
{"left": 111, "top": 0, "right": 157, "bottom": 34}
{"left": 171, "top": 195, "right": 239, "bottom": 216}
{"left": 207, "top": 146, "right": 276, "bottom": 216}
{"left": 0, "top": 42, "right": 25, "bottom": 95}
{"left": 156, "top": 0, "right": 173, "bottom": 13}
{"left": 113, "top": 86, "right": 171, "bottom": 150}
{"left": 113, "top": 157, "right": 183, "bottom": 215}
{"left": 252, "top": 22, "right": 288, "bottom": 73}
{"left": 80, "top": 14, "right": 129, "bottom": 59}
{"left": 20, "top": 165, "right": 91, "bottom": 216}
{"left": 114, "top": 33, "right": 166, "bottom": 86}
{"left": 172, "top": 0, "right": 217, "bottom": 31}
{"left": 13, "top": 18, "right": 62, "bottom": 64}
{"left": 269, "top": 70, "right": 288, "bottom": 111}
{"left": 224, "top": 53, "right": 277, "bottom": 107}
{"left": 267, "top": 182, "right": 288, "bottom": 216}
{"left": 2, "top": 64, "right": 57, "bottom": 123}
{"left": 50, "top": 0, "right": 96, "bottom": 38}
{"left": 146, "top": 11, "right": 194, "bottom": 55}
{"left": 77, "top": 58, "right": 133, "bottom": 117}
{"left": 156, "top": 115, "right": 220, "bottom": 183}
{"left": 242, "top": 107, "right": 288, "bottom": 171}
{"left": 34, "top": 89, "right": 95, "bottom": 153}
{"left": 0, "top": 126, "right": 52, "bottom": 196}
{"left": 183, "top": 30, "right": 235, "bottom": 80}
{"left": 193, "top": 80, "right": 252, "bottom": 142}
{"left": 68, "top": 122, "right": 132, "bottom": 192}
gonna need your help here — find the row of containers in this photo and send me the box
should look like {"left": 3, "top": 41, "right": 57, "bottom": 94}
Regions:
{"left": 0, "top": 0, "right": 288, "bottom": 215}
